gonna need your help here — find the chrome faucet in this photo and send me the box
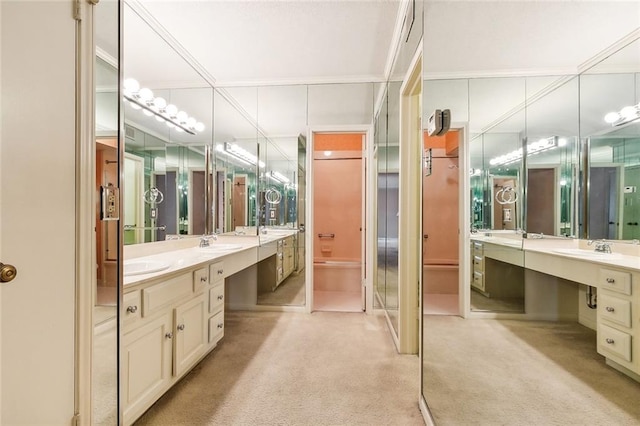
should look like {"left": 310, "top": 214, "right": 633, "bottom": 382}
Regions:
{"left": 199, "top": 234, "right": 218, "bottom": 247}
{"left": 588, "top": 239, "right": 612, "bottom": 253}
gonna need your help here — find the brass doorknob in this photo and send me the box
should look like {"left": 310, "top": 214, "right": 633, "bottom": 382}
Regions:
{"left": 0, "top": 263, "right": 17, "bottom": 283}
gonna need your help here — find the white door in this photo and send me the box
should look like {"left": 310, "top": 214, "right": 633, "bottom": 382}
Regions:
{"left": 1, "top": 2, "right": 78, "bottom": 423}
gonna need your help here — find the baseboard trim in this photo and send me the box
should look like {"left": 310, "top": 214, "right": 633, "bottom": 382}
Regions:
{"left": 226, "top": 303, "right": 306, "bottom": 313}
{"left": 419, "top": 395, "right": 436, "bottom": 426}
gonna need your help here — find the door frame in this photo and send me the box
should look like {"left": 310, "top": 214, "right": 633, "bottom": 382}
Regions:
{"left": 306, "top": 126, "right": 374, "bottom": 314}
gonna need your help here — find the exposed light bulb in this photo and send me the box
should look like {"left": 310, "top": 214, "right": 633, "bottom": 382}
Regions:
{"left": 165, "top": 104, "right": 178, "bottom": 118}
{"left": 604, "top": 112, "right": 620, "bottom": 124}
{"left": 558, "top": 138, "right": 567, "bottom": 147}
{"left": 620, "top": 106, "right": 637, "bottom": 119}
{"left": 154, "top": 97, "right": 167, "bottom": 110}
{"left": 187, "top": 117, "right": 196, "bottom": 128}
{"left": 560, "top": 179, "right": 567, "bottom": 186}
{"left": 177, "top": 111, "right": 188, "bottom": 123}
{"left": 138, "top": 88, "right": 154, "bottom": 102}
{"left": 123, "top": 78, "right": 140, "bottom": 95}
{"left": 195, "top": 122, "right": 205, "bottom": 132}
{"left": 324, "top": 151, "right": 332, "bottom": 157}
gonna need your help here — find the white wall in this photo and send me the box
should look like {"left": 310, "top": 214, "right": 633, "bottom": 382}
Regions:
{"left": 1, "top": 1, "right": 77, "bottom": 423}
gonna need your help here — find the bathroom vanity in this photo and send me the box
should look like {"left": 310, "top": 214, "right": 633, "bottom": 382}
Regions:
{"left": 470, "top": 235, "right": 640, "bottom": 382}
{"left": 120, "top": 233, "right": 293, "bottom": 425}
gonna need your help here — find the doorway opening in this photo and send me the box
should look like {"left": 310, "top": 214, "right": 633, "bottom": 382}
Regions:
{"left": 422, "top": 130, "right": 460, "bottom": 316}
{"left": 312, "top": 132, "right": 366, "bottom": 312}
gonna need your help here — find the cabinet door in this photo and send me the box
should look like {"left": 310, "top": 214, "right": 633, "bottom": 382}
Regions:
{"left": 174, "top": 295, "right": 207, "bottom": 376}
{"left": 122, "top": 312, "right": 173, "bottom": 424}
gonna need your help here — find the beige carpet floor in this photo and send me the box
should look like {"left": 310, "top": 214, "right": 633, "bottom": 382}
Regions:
{"left": 423, "top": 316, "right": 640, "bottom": 425}
{"left": 135, "top": 311, "right": 424, "bottom": 425}
{"left": 257, "top": 271, "right": 306, "bottom": 306}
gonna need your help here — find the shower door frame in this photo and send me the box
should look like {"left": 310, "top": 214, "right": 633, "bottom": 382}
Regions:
{"left": 306, "top": 126, "right": 375, "bottom": 314}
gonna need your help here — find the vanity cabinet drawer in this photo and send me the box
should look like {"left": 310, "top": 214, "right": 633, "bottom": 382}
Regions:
{"left": 142, "top": 273, "right": 192, "bottom": 317}
{"left": 599, "top": 268, "right": 631, "bottom": 295}
{"left": 123, "top": 290, "right": 141, "bottom": 327}
{"left": 598, "top": 324, "right": 632, "bottom": 363}
{"left": 472, "top": 271, "right": 484, "bottom": 291}
{"left": 208, "top": 283, "right": 225, "bottom": 314}
{"left": 473, "top": 242, "right": 483, "bottom": 255}
{"left": 193, "top": 267, "right": 209, "bottom": 293}
{"left": 473, "top": 255, "right": 484, "bottom": 272}
{"left": 209, "top": 261, "right": 225, "bottom": 285}
{"left": 599, "top": 294, "right": 632, "bottom": 328}
{"left": 208, "top": 310, "right": 224, "bottom": 344}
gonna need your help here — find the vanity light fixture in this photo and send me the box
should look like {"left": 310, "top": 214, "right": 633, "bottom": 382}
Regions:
{"left": 489, "top": 136, "right": 559, "bottom": 166}
{"left": 604, "top": 102, "right": 640, "bottom": 127}
{"left": 268, "top": 170, "right": 290, "bottom": 184}
{"left": 216, "top": 142, "right": 265, "bottom": 168}
{"left": 123, "top": 78, "right": 205, "bottom": 135}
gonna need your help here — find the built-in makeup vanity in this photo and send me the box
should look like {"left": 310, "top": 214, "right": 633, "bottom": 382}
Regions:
{"left": 470, "top": 235, "right": 640, "bottom": 382}
{"left": 121, "top": 232, "right": 295, "bottom": 425}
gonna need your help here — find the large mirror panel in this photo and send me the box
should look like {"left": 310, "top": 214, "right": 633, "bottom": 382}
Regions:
{"left": 255, "top": 85, "right": 307, "bottom": 306}
{"left": 581, "top": 39, "right": 640, "bottom": 240}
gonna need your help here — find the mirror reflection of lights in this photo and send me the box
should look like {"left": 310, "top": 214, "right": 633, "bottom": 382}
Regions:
{"left": 216, "top": 143, "right": 265, "bottom": 168}
{"left": 324, "top": 150, "right": 332, "bottom": 157}
{"left": 560, "top": 179, "right": 568, "bottom": 186}
{"left": 123, "top": 78, "right": 205, "bottom": 135}
{"left": 489, "top": 136, "right": 562, "bottom": 166}
{"left": 604, "top": 103, "right": 640, "bottom": 126}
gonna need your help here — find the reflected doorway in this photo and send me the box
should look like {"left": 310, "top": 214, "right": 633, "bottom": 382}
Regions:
{"left": 422, "top": 130, "right": 460, "bottom": 316}
{"left": 312, "top": 132, "right": 365, "bottom": 312}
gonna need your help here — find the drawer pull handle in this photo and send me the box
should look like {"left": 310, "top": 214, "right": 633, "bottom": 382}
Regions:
{"left": 217, "top": 295, "right": 224, "bottom": 301}
{"left": 605, "top": 338, "right": 615, "bottom": 344}
{"left": 126, "top": 305, "right": 138, "bottom": 314}
{"left": 177, "top": 324, "right": 185, "bottom": 331}
{"left": 217, "top": 323, "right": 224, "bottom": 329}
{"left": 217, "top": 269, "right": 224, "bottom": 275}
{"left": 165, "top": 332, "right": 173, "bottom": 339}
{"left": 606, "top": 278, "right": 615, "bottom": 284}
{"left": 605, "top": 306, "right": 615, "bottom": 313}
{"left": 200, "top": 276, "right": 208, "bottom": 282}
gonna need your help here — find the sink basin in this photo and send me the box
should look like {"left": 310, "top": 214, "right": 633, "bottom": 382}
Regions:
{"left": 552, "top": 248, "right": 622, "bottom": 259}
{"left": 124, "top": 260, "right": 171, "bottom": 276}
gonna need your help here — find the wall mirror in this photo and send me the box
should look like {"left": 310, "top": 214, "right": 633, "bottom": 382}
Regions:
{"left": 524, "top": 76, "right": 579, "bottom": 238}
{"left": 580, "top": 38, "right": 640, "bottom": 240}
{"left": 123, "top": 5, "right": 214, "bottom": 244}
{"left": 212, "top": 89, "right": 259, "bottom": 235}
{"left": 255, "top": 85, "right": 307, "bottom": 306}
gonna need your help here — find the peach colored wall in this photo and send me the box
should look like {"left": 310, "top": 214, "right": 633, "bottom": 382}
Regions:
{"left": 314, "top": 157, "right": 363, "bottom": 261}
{"left": 423, "top": 150, "right": 459, "bottom": 265}
{"left": 424, "top": 130, "right": 460, "bottom": 156}
{"left": 314, "top": 132, "right": 363, "bottom": 151}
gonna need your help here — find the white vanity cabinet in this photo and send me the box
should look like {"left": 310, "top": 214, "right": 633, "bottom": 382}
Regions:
{"left": 471, "top": 241, "right": 485, "bottom": 292}
{"left": 596, "top": 267, "right": 639, "bottom": 375}
{"left": 122, "top": 262, "right": 224, "bottom": 425}
{"left": 207, "top": 261, "right": 226, "bottom": 346}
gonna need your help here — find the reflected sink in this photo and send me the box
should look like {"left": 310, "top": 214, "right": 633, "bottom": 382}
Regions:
{"left": 124, "top": 260, "right": 171, "bottom": 276}
{"left": 551, "top": 248, "right": 622, "bottom": 259}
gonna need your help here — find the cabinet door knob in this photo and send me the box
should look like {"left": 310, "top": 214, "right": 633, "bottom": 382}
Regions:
{"left": 126, "top": 305, "right": 138, "bottom": 314}
{"left": 217, "top": 323, "right": 224, "bottom": 329}
{"left": 165, "top": 332, "right": 173, "bottom": 339}
{"left": 217, "top": 269, "right": 224, "bottom": 275}
{"left": 605, "top": 306, "right": 615, "bottom": 313}
{"left": 200, "top": 276, "right": 208, "bottom": 282}
{"left": 605, "top": 338, "right": 615, "bottom": 344}
{"left": 217, "top": 295, "right": 224, "bottom": 301}
{"left": 0, "top": 262, "right": 17, "bottom": 283}
{"left": 606, "top": 278, "right": 615, "bottom": 284}
{"left": 177, "top": 324, "right": 185, "bottom": 331}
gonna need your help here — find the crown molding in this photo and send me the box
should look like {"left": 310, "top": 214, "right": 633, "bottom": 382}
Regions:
{"left": 577, "top": 27, "right": 640, "bottom": 74}
{"left": 213, "top": 74, "right": 386, "bottom": 88}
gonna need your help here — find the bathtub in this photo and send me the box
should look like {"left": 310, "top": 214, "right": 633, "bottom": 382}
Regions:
{"left": 313, "top": 260, "right": 362, "bottom": 292}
